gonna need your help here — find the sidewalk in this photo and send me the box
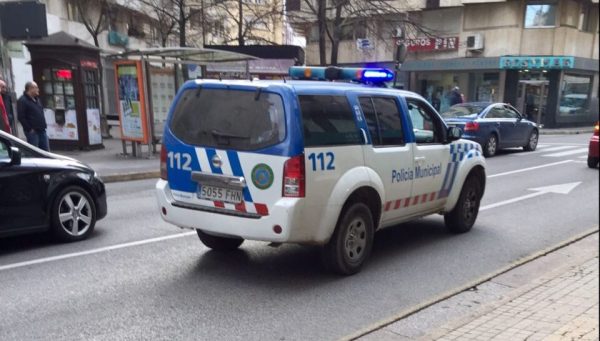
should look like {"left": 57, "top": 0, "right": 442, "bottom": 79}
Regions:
{"left": 354, "top": 230, "right": 599, "bottom": 341}
{"left": 58, "top": 136, "right": 161, "bottom": 183}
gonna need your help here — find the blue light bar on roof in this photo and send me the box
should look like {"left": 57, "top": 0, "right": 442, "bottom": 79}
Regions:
{"left": 289, "top": 66, "right": 394, "bottom": 84}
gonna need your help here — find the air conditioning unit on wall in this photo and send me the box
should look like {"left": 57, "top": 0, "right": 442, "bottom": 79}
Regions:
{"left": 466, "top": 33, "right": 484, "bottom": 50}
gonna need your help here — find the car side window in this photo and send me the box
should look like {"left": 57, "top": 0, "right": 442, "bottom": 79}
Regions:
{"left": 406, "top": 98, "right": 443, "bottom": 144}
{"left": 299, "top": 95, "right": 363, "bottom": 147}
{"left": 504, "top": 106, "right": 521, "bottom": 119}
{"left": 359, "top": 96, "right": 404, "bottom": 146}
{"left": 486, "top": 107, "right": 505, "bottom": 119}
{"left": 0, "top": 139, "right": 10, "bottom": 162}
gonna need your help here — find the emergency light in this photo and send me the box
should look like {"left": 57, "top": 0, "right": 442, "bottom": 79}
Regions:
{"left": 289, "top": 66, "right": 394, "bottom": 84}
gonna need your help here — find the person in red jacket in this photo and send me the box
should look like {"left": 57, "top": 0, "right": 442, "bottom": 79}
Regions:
{"left": 0, "top": 93, "right": 11, "bottom": 134}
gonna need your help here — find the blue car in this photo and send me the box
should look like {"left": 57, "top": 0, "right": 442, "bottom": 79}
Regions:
{"left": 441, "top": 102, "right": 539, "bottom": 157}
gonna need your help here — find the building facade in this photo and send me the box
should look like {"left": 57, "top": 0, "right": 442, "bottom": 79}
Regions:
{"left": 301, "top": 0, "right": 599, "bottom": 128}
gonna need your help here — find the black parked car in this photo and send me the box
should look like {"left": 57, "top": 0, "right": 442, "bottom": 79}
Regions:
{"left": 441, "top": 102, "right": 539, "bottom": 157}
{"left": 0, "top": 130, "right": 107, "bottom": 241}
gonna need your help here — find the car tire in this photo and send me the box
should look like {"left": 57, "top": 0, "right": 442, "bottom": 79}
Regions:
{"left": 322, "top": 202, "right": 374, "bottom": 275}
{"left": 444, "top": 176, "right": 482, "bottom": 234}
{"left": 587, "top": 156, "right": 599, "bottom": 169}
{"left": 523, "top": 130, "right": 539, "bottom": 151}
{"left": 196, "top": 229, "right": 244, "bottom": 251}
{"left": 51, "top": 186, "right": 96, "bottom": 242}
{"left": 483, "top": 134, "right": 498, "bottom": 157}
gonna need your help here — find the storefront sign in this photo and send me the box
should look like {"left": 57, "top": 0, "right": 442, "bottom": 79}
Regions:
{"left": 114, "top": 61, "right": 149, "bottom": 144}
{"left": 499, "top": 56, "right": 574, "bottom": 69}
{"left": 44, "top": 108, "right": 79, "bottom": 141}
{"left": 86, "top": 108, "right": 102, "bottom": 145}
{"left": 401, "top": 37, "right": 459, "bottom": 52}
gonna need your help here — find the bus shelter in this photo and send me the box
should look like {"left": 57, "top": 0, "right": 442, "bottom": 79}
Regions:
{"left": 107, "top": 47, "right": 257, "bottom": 157}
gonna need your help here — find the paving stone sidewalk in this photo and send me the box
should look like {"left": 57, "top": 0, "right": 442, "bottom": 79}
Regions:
{"left": 426, "top": 257, "right": 599, "bottom": 341}
{"left": 356, "top": 232, "right": 599, "bottom": 341}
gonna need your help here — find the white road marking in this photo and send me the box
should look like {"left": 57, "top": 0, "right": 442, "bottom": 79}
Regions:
{"left": 514, "top": 145, "right": 574, "bottom": 156}
{"left": 0, "top": 231, "right": 196, "bottom": 272}
{"left": 542, "top": 148, "right": 589, "bottom": 157}
{"left": 488, "top": 160, "right": 573, "bottom": 178}
{"left": 480, "top": 182, "right": 581, "bottom": 211}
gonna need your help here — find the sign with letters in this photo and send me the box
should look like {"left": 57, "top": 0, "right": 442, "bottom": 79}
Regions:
{"left": 398, "top": 37, "right": 459, "bottom": 52}
{"left": 499, "top": 56, "right": 574, "bottom": 69}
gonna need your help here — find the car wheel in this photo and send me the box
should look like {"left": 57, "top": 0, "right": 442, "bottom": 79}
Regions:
{"left": 196, "top": 229, "right": 244, "bottom": 251}
{"left": 588, "top": 156, "right": 599, "bottom": 169}
{"left": 523, "top": 130, "right": 539, "bottom": 151}
{"left": 444, "top": 176, "right": 482, "bottom": 233}
{"left": 483, "top": 134, "right": 498, "bottom": 157}
{"left": 322, "top": 202, "right": 374, "bottom": 275}
{"left": 51, "top": 186, "right": 96, "bottom": 242}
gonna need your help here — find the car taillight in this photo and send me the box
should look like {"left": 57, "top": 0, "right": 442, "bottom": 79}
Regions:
{"left": 464, "top": 121, "right": 480, "bottom": 132}
{"left": 160, "top": 146, "right": 168, "bottom": 180}
{"left": 594, "top": 122, "right": 599, "bottom": 136}
{"left": 283, "top": 155, "right": 305, "bottom": 197}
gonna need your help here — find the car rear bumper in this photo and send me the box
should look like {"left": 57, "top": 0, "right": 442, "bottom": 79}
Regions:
{"left": 155, "top": 180, "right": 318, "bottom": 244}
{"left": 460, "top": 134, "right": 484, "bottom": 146}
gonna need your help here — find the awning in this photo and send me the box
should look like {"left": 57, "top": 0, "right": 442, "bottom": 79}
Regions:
{"left": 106, "top": 47, "right": 258, "bottom": 64}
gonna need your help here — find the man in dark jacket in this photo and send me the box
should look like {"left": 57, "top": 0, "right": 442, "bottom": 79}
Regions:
{"left": 18, "top": 81, "right": 49, "bottom": 151}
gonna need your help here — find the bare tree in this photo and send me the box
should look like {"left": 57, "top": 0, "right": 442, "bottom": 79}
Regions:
{"left": 207, "top": 0, "right": 284, "bottom": 46}
{"left": 137, "top": 0, "right": 200, "bottom": 47}
{"left": 72, "top": 0, "right": 110, "bottom": 47}
{"left": 287, "top": 0, "right": 437, "bottom": 65}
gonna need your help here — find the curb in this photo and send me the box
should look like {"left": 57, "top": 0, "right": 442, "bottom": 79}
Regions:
{"left": 539, "top": 129, "right": 594, "bottom": 135}
{"left": 101, "top": 171, "right": 160, "bottom": 183}
{"left": 342, "top": 226, "right": 600, "bottom": 341}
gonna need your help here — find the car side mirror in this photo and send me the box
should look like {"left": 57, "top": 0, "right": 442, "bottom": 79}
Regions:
{"left": 447, "top": 126, "right": 462, "bottom": 142}
{"left": 9, "top": 146, "right": 21, "bottom": 166}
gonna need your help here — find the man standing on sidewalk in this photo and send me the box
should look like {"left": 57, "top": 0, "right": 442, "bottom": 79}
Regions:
{"left": 0, "top": 79, "right": 15, "bottom": 133}
{"left": 17, "top": 81, "right": 49, "bottom": 151}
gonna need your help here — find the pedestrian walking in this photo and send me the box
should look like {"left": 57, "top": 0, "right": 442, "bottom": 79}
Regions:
{"left": 17, "top": 81, "right": 49, "bottom": 151}
{"left": 0, "top": 79, "right": 15, "bottom": 133}
{"left": 0, "top": 92, "right": 11, "bottom": 134}
{"left": 449, "top": 86, "right": 463, "bottom": 106}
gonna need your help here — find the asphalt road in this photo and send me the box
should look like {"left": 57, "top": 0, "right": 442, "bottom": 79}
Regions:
{"left": 1, "top": 134, "right": 598, "bottom": 341}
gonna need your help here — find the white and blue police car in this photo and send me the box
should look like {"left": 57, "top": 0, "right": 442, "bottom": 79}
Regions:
{"left": 156, "top": 66, "right": 486, "bottom": 275}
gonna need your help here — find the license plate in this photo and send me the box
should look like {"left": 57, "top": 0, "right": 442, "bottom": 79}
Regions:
{"left": 197, "top": 185, "right": 243, "bottom": 204}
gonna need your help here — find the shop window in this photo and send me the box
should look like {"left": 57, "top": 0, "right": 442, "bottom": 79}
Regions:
{"left": 559, "top": 75, "right": 592, "bottom": 117}
{"left": 524, "top": 2, "right": 557, "bottom": 28}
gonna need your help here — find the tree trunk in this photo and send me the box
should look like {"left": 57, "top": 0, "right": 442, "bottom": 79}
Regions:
{"left": 330, "top": 5, "right": 342, "bottom": 66}
{"left": 317, "top": 0, "right": 327, "bottom": 65}
{"left": 238, "top": 0, "right": 244, "bottom": 46}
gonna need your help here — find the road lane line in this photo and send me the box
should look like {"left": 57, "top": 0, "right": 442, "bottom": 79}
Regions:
{"left": 513, "top": 145, "right": 575, "bottom": 156}
{"left": 480, "top": 192, "right": 544, "bottom": 211}
{"left": 542, "top": 148, "right": 588, "bottom": 157}
{"left": 0, "top": 231, "right": 196, "bottom": 272}
{"left": 487, "top": 160, "right": 573, "bottom": 178}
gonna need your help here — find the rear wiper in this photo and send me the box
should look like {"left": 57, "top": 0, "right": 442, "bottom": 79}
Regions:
{"left": 211, "top": 130, "right": 250, "bottom": 139}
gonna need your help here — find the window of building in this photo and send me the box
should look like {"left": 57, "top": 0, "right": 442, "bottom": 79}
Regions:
{"left": 524, "top": 2, "right": 557, "bottom": 28}
{"left": 559, "top": 74, "right": 592, "bottom": 117}
{"left": 579, "top": 3, "right": 599, "bottom": 33}
{"left": 340, "top": 21, "right": 367, "bottom": 41}
{"left": 66, "top": 0, "right": 84, "bottom": 23}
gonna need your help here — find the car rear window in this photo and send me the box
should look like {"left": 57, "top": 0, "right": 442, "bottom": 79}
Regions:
{"left": 299, "top": 95, "right": 362, "bottom": 147}
{"left": 169, "top": 88, "right": 286, "bottom": 150}
{"left": 442, "top": 104, "right": 486, "bottom": 118}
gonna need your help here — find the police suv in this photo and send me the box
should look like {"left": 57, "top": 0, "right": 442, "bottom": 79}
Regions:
{"left": 156, "top": 67, "right": 486, "bottom": 275}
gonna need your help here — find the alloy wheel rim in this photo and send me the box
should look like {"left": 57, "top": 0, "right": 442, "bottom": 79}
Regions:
{"left": 58, "top": 192, "right": 92, "bottom": 236}
{"left": 462, "top": 188, "right": 478, "bottom": 221}
{"left": 488, "top": 137, "right": 497, "bottom": 155}
{"left": 344, "top": 218, "right": 367, "bottom": 262}
{"left": 529, "top": 132, "right": 538, "bottom": 149}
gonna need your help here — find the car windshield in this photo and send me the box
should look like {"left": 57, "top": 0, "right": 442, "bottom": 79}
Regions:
{"left": 441, "top": 104, "right": 486, "bottom": 119}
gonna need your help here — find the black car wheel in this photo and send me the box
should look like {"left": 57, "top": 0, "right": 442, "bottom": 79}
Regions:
{"left": 483, "top": 134, "right": 498, "bottom": 157}
{"left": 523, "top": 130, "right": 539, "bottom": 151}
{"left": 196, "top": 229, "right": 244, "bottom": 251}
{"left": 444, "top": 176, "right": 482, "bottom": 233}
{"left": 588, "top": 156, "right": 599, "bottom": 169}
{"left": 322, "top": 202, "right": 374, "bottom": 275}
{"left": 51, "top": 186, "right": 96, "bottom": 242}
